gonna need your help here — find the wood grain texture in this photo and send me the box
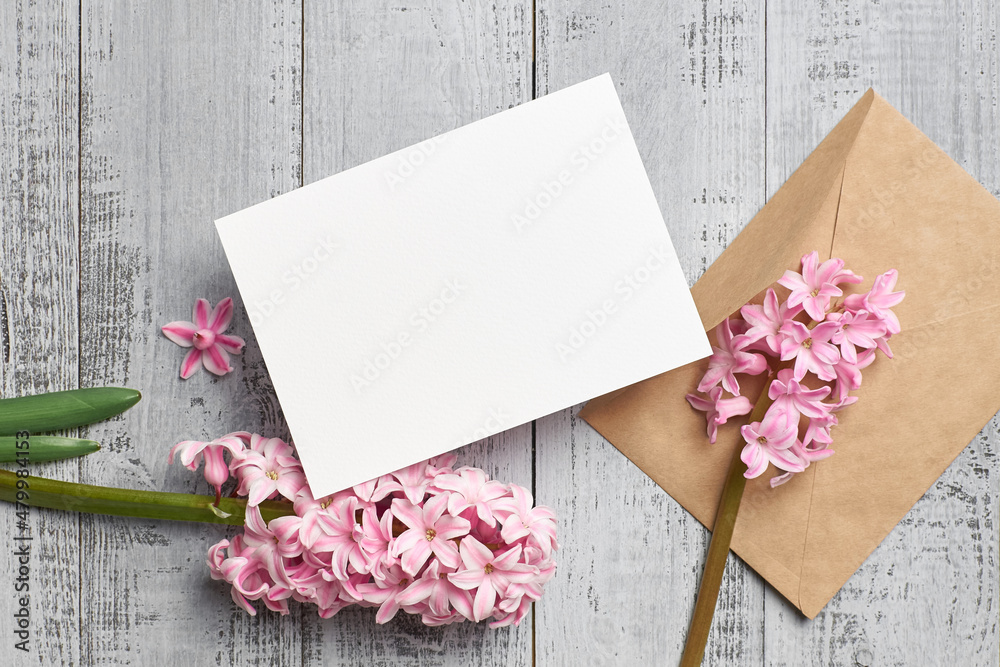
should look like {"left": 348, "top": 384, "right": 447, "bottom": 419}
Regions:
{"left": 0, "top": 1, "right": 82, "bottom": 665}
{"left": 765, "top": 2, "right": 999, "bottom": 664}
{"left": 2, "top": 0, "right": 998, "bottom": 664}
{"left": 533, "top": 1, "right": 767, "bottom": 664}
{"left": 78, "top": 1, "right": 303, "bottom": 665}
{"left": 301, "top": 2, "right": 534, "bottom": 664}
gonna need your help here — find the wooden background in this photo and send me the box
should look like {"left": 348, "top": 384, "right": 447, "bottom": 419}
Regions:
{"left": 1, "top": 1, "right": 997, "bottom": 665}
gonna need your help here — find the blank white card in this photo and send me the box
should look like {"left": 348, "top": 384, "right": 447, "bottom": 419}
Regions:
{"left": 216, "top": 74, "right": 710, "bottom": 497}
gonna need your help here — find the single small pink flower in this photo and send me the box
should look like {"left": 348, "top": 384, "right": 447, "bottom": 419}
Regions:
{"left": 492, "top": 485, "right": 559, "bottom": 558}
{"left": 779, "top": 320, "right": 840, "bottom": 381}
{"left": 391, "top": 494, "right": 471, "bottom": 575}
{"left": 168, "top": 433, "right": 245, "bottom": 503}
{"left": 312, "top": 496, "right": 370, "bottom": 582}
{"left": 434, "top": 467, "right": 509, "bottom": 525}
{"left": 230, "top": 434, "right": 307, "bottom": 506}
{"left": 740, "top": 404, "right": 805, "bottom": 479}
{"left": 832, "top": 347, "right": 877, "bottom": 400}
{"left": 395, "top": 558, "right": 474, "bottom": 620}
{"left": 826, "top": 309, "right": 887, "bottom": 364}
{"left": 778, "top": 251, "right": 863, "bottom": 321}
{"left": 767, "top": 368, "right": 831, "bottom": 423}
{"left": 740, "top": 288, "right": 797, "bottom": 354}
{"left": 449, "top": 539, "right": 538, "bottom": 622}
{"left": 162, "top": 297, "right": 245, "bottom": 379}
{"left": 358, "top": 506, "right": 397, "bottom": 582}
{"left": 697, "top": 318, "right": 768, "bottom": 396}
{"left": 844, "top": 269, "right": 904, "bottom": 334}
{"left": 356, "top": 563, "right": 418, "bottom": 624}
{"left": 802, "top": 412, "right": 838, "bottom": 448}
{"left": 377, "top": 460, "right": 435, "bottom": 505}
{"left": 686, "top": 387, "right": 753, "bottom": 444}
{"left": 214, "top": 535, "right": 268, "bottom": 615}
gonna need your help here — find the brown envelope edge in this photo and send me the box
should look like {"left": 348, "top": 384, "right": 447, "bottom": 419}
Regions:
{"left": 580, "top": 89, "right": 1000, "bottom": 619}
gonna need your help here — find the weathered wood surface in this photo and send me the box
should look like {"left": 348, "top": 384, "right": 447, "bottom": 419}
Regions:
{"left": 0, "top": 0, "right": 997, "bottom": 665}
{"left": 0, "top": 2, "right": 81, "bottom": 666}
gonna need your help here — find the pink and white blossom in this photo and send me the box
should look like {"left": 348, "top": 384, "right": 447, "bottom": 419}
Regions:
{"left": 686, "top": 387, "right": 754, "bottom": 444}
{"left": 230, "top": 434, "right": 307, "bottom": 506}
{"left": 778, "top": 251, "right": 862, "bottom": 321}
{"left": 740, "top": 404, "right": 806, "bottom": 479}
{"left": 698, "top": 318, "right": 768, "bottom": 396}
{"left": 449, "top": 538, "right": 538, "bottom": 622}
{"left": 691, "top": 253, "right": 902, "bottom": 486}
{"left": 391, "top": 494, "right": 471, "bottom": 574}
{"left": 740, "top": 288, "right": 797, "bottom": 354}
{"left": 162, "top": 297, "right": 246, "bottom": 379}
{"left": 178, "top": 442, "right": 557, "bottom": 626}
{"left": 844, "top": 269, "right": 904, "bottom": 334}
{"left": 779, "top": 320, "right": 840, "bottom": 381}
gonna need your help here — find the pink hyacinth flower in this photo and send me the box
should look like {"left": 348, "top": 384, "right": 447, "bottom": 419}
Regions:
{"left": 844, "top": 269, "right": 905, "bottom": 335}
{"left": 802, "top": 412, "right": 838, "bottom": 448}
{"left": 390, "top": 494, "right": 471, "bottom": 575}
{"left": 740, "top": 404, "right": 805, "bottom": 479}
{"left": 832, "top": 347, "right": 877, "bottom": 400}
{"left": 449, "top": 538, "right": 538, "bottom": 622}
{"left": 394, "top": 558, "right": 474, "bottom": 621}
{"left": 767, "top": 368, "right": 831, "bottom": 423}
{"left": 356, "top": 563, "right": 420, "bottom": 624}
{"left": 162, "top": 297, "right": 246, "bottom": 379}
{"left": 168, "top": 432, "right": 245, "bottom": 502}
{"left": 740, "top": 288, "right": 798, "bottom": 354}
{"left": 358, "top": 505, "right": 397, "bottom": 582}
{"left": 778, "top": 251, "right": 863, "bottom": 322}
{"left": 434, "top": 467, "right": 509, "bottom": 525}
{"left": 697, "top": 318, "right": 768, "bottom": 396}
{"left": 826, "top": 309, "right": 887, "bottom": 364}
{"left": 312, "top": 496, "right": 370, "bottom": 582}
{"left": 686, "top": 387, "right": 754, "bottom": 444}
{"left": 779, "top": 320, "right": 840, "bottom": 381}
{"left": 230, "top": 434, "right": 307, "bottom": 506}
{"left": 377, "top": 460, "right": 435, "bottom": 505}
{"left": 241, "top": 506, "right": 293, "bottom": 590}
{"left": 492, "top": 485, "right": 559, "bottom": 558}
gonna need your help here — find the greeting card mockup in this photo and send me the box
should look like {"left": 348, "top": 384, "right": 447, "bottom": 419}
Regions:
{"left": 216, "top": 74, "right": 710, "bottom": 497}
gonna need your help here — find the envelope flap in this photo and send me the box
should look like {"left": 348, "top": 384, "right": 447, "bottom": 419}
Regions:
{"left": 691, "top": 90, "right": 876, "bottom": 331}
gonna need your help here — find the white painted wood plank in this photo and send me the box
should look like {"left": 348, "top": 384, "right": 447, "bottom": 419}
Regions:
{"left": 765, "top": 1, "right": 999, "bottom": 664}
{"left": 0, "top": 1, "right": 81, "bottom": 665}
{"left": 533, "top": 1, "right": 767, "bottom": 664}
{"left": 299, "top": 3, "right": 534, "bottom": 664}
{"left": 78, "top": 2, "right": 304, "bottom": 664}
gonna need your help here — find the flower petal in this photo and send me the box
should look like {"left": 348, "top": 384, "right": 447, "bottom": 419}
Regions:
{"left": 209, "top": 297, "right": 235, "bottom": 333}
{"left": 202, "top": 345, "right": 232, "bottom": 376}
{"left": 472, "top": 580, "right": 498, "bottom": 622}
{"left": 193, "top": 298, "right": 211, "bottom": 328}
{"left": 162, "top": 321, "right": 197, "bottom": 347}
{"left": 180, "top": 349, "right": 203, "bottom": 379}
{"left": 215, "top": 334, "right": 245, "bottom": 354}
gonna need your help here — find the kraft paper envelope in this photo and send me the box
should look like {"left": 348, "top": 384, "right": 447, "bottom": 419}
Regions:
{"left": 579, "top": 89, "right": 1000, "bottom": 618}
{"left": 217, "top": 74, "right": 710, "bottom": 498}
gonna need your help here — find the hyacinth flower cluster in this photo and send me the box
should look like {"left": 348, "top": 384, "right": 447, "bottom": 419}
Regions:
{"left": 685, "top": 251, "right": 904, "bottom": 487}
{"left": 169, "top": 433, "right": 558, "bottom": 627}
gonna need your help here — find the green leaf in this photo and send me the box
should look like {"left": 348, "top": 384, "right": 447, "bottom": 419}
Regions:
{"left": 0, "top": 387, "right": 142, "bottom": 436}
{"left": 0, "top": 469, "right": 294, "bottom": 526}
{"left": 0, "top": 435, "right": 100, "bottom": 463}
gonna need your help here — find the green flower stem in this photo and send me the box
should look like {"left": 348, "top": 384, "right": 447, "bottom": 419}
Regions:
{"left": 0, "top": 387, "right": 141, "bottom": 436}
{"left": 0, "top": 469, "right": 294, "bottom": 526}
{"left": 680, "top": 374, "right": 778, "bottom": 667}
